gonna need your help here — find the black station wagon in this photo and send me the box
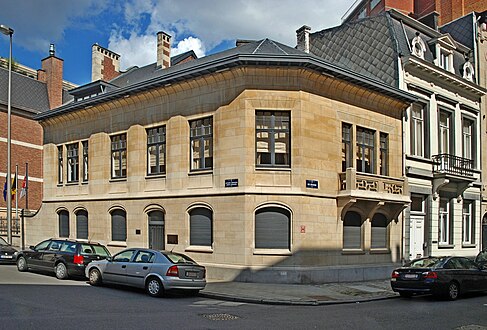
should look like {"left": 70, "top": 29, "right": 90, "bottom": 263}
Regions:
{"left": 16, "top": 238, "right": 111, "bottom": 279}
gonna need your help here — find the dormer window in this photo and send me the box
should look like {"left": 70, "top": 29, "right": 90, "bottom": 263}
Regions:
{"left": 411, "top": 35, "right": 426, "bottom": 59}
{"left": 439, "top": 49, "right": 452, "bottom": 72}
{"left": 462, "top": 62, "right": 474, "bottom": 82}
{"left": 429, "top": 34, "right": 456, "bottom": 74}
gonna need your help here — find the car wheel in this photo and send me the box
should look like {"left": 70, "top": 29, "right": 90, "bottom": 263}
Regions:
{"left": 399, "top": 292, "right": 413, "bottom": 298}
{"left": 88, "top": 268, "right": 102, "bottom": 286}
{"left": 146, "top": 277, "right": 164, "bottom": 297}
{"left": 446, "top": 281, "right": 460, "bottom": 300}
{"left": 55, "top": 263, "right": 69, "bottom": 280}
{"left": 17, "top": 256, "right": 28, "bottom": 272}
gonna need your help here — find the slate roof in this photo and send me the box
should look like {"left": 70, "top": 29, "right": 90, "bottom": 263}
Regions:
{"left": 37, "top": 38, "right": 417, "bottom": 121}
{"left": 0, "top": 66, "right": 50, "bottom": 114}
{"left": 309, "top": 9, "right": 475, "bottom": 89}
{"left": 440, "top": 13, "right": 475, "bottom": 50}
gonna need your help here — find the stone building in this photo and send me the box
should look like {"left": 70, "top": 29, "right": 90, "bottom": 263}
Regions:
{"left": 30, "top": 37, "right": 416, "bottom": 283}
{"left": 305, "top": 9, "right": 485, "bottom": 260}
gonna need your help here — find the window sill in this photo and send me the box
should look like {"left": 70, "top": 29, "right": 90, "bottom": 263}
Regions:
{"left": 108, "top": 241, "right": 127, "bottom": 248}
{"left": 185, "top": 246, "right": 213, "bottom": 253}
{"left": 109, "top": 177, "right": 127, "bottom": 183}
{"left": 461, "top": 243, "right": 477, "bottom": 248}
{"left": 342, "top": 249, "right": 365, "bottom": 255}
{"left": 146, "top": 174, "right": 166, "bottom": 180}
{"left": 255, "top": 167, "right": 291, "bottom": 172}
{"left": 370, "top": 248, "right": 390, "bottom": 254}
{"left": 188, "top": 170, "right": 213, "bottom": 176}
{"left": 65, "top": 181, "right": 79, "bottom": 186}
{"left": 253, "top": 248, "right": 292, "bottom": 256}
{"left": 438, "top": 244, "right": 455, "bottom": 249}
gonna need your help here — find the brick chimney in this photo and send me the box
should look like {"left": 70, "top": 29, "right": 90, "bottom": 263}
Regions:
{"left": 91, "top": 44, "right": 120, "bottom": 81}
{"left": 38, "top": 44, "right": 64, "bottom": 109}
{"left": 296, "top": 25, "right": 311, "bottom": 53}
{"left": 157, "top": 31, "right": 171, "bottom": 69}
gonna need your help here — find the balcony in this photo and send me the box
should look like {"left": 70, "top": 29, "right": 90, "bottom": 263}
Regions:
{"left": 432, "top": 154, "right": 474, "bottom": 178}
{"left": 337, "top": 168, "right": 410, "bottom": 221}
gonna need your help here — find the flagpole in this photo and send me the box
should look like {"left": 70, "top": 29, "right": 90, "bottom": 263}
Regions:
{"left": 15, "top": 164, "right": 18, "bottom": 231}
{"left": 25, "top": 162, "right": 28, "bottom": 210}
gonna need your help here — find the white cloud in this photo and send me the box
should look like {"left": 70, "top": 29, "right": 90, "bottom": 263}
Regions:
{"left": 172, "top": 37, "right": 205, "bottom": 58}
{"left": 108, "top": 32, "right": 157, "bottom": 69}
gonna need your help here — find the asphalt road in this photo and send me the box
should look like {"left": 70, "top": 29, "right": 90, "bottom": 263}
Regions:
{"left": 1, "top": 265, "right": 487, "bottom": 330}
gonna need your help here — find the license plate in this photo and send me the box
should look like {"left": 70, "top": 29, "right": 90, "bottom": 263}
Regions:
{"left": 404, "top": 273, "right": 418, "bottom": 279}
{"left": 186, "top": 271, "right": 198, "bottom": 278}
{"left": 0, "top": 255, "right": 12, "bottom": 259}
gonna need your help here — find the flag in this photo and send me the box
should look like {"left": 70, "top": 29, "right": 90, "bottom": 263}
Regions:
{"left": 20, "top": 176, "right": 27, "bottom": 199}
{"left": 11, "top": 173, "right": 16, "bottom": 199}
{"left": 2, "top": 179, "right": 6, "bottom": 202}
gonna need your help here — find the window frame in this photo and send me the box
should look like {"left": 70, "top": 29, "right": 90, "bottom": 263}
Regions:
{"left": 147, "top": 126, "right": 166, "bottom": 175}
{"left": 438, "top": 109, "right": 453, "bottom": 155}
{"left": 67, "top": 143, "right": 79, "bottom": 183}
{"left": 111, "top": 209, "right": 127, "bottom": 242}
{"left": 190, "top": 117, "right": 213, "bottom": 171}
{"left": 462, "top": 200, "right": 475, "bottom": 245}
{"left": 82, "top": 140, "right": 88, "bottom": 182}
{"left": 342, "top": 123, "right": 352, "bottom": 172}
{"left": 189, "top": 207, "right": 213, "bottom": 247}
{"left": 254, "top": 206, "right": 291, "bottom": 250}
{"left": 379, "top": 132, "right": 388, "bottom": 176}
{"left": 343, "top": 211, "right": 363, "bottom": 250}
{"left": 439, "top": 198, "right": 453, "bottom": 245}
{"left": 111, "top": 134, "right": 127, "bottom": 179}
{"left": 255, "top": 111, "right": 291, "bottom": 168}
{"left": 58, "top": 210, "right": 69, "bottom": 238}
{"left": 58, "top": 145, "right": 63, "bottom": 184}
{"left": 462, "top": 116, "right": 475, "bottom": 164}
{"left": 371, "top": 213, "right": 389, "bottom": 249}
{"left": 410, "top": 103, "right": 425, "bottom": 157}
{"left": 76, "top": 209, "right": 88, "bottom": 240}
{"left": 356, "top": 126, "right": 375, "bottom": 174}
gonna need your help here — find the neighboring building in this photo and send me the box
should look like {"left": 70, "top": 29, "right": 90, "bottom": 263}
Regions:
{"left": 342, "top": 0, "right": 487, "bottom": 26}
{"left": 441, "top": 11, "right": 487, "bottom": 249}
{"left": 30, "top": 35, "right": 416, "bottom": 283}
{"left": 0, "top": 45, "right": 74, "bottom": 246}
{"left": 305, "top": 9, "right": 485, "bottom": 261}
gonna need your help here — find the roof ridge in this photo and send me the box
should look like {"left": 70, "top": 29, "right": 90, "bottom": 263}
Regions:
{"left": 252, "top": 39, "right": 267, "bottom": 54}
{"left": 268, "top": 39, "right": 289, "bottom": 55}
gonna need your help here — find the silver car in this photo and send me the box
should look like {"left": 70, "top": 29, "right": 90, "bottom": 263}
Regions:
{"left": 86, "top": 248, "right": 206, "bottom": 297}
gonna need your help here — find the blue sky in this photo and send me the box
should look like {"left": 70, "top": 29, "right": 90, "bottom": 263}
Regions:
{"left": 0, "top": 0, "right": 354, "bottom": 86}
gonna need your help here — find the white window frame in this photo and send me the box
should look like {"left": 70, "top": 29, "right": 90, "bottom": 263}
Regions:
{"left": 439, "top": 198, "right": 451, "bottom": 245}
{"left": 462, "top": 201, "right": 474, "bottom": 245}
{"left": 410, "top": 104, "right": 424, "bottom": 157}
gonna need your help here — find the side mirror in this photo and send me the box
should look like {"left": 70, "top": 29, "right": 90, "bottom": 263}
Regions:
{"left": 29, "top": 245, "right": 35, "bottom": 250}
{"left": 106, "top": 256, "right": 112, "bottom": 262}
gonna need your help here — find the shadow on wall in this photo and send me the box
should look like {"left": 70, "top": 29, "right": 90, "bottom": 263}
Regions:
{"left": 206, "top": 246, "right": 402, "bottom": 284}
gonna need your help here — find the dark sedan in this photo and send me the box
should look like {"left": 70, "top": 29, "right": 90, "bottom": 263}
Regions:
{"left": 391, "top": 256, "right": 487, "bottom": 300}
{"left": 475, "top": 250, "right": 487, "bottom": 267}
{"left": 16, "top": 238, "right": 111, "bottom": 279}
{"left": 0, "top": 237, "right": 18, "bottom": 264}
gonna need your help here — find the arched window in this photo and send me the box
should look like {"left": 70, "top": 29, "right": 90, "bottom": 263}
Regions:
{"left": 255, "top": 207, "right": 290, "bottom": 249}
{"left": 189, "top": 207, "right": 212, "bottom": 246}
{"left": 58, "top": 210, "right": 69, "bottom": 238}
{"left": 76, "top": 210, "right": 88, "bottom": 240}
{"left": 371, "top": 213, "right": 388, "bottom": 249}
{"left": 111, "top": 209, "right": 127, "bottom": 242}
{"left": 343, "top": 211, "right": 362, "bottom": 249}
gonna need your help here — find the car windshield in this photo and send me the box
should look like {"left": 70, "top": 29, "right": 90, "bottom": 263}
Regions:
{"left": 164, "top": 252, "right": 196, "bottom": 264}
{"left": 477, "top": 251, "right": 487, "bottom": 263}
{"left": 81, "top": 244, "right": 111, "bottom": 257}
{"left": 0, "top": 237, "right": 8, "bottom": 246}
{"left": 406, "top": 257, "right": 444, "bottom": 268}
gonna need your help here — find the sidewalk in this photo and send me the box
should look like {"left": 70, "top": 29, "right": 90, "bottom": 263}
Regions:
{"left": 200, "top": 279, "right": 398, "bottom": 306}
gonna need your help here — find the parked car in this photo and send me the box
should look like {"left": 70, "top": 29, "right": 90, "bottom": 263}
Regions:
{"left": 475, "top": 250, "right": 487, "bottom": 267}
{"left": 0, "top": 237, "right": 18, "bottom": 264}
{"left": 391, "top": 256, "right": 487, "bottom": 300}
{"left": 86, "top": 248, "right": 206, "bottom": 297}
{"left": 16, "top": 238, "right": 111, "bottom": 279}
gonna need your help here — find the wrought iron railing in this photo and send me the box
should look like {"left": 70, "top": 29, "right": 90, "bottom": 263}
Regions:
{"left": 432, "top": 154, "right": 474, "bottom": 177}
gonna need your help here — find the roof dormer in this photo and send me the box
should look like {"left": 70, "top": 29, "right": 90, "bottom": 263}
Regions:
{"left": 428, "top": 34, "right": 456, "bottom": 73}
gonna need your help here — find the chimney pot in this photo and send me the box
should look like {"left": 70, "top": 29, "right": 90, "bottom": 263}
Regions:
{"left": 157, "top": 31, "right": 172, "bottom": 69}
{"left": 296, "top": 25, "right": 311, "bottom": 53}
{"left": 49, "top": 44, "right": 55, "bottom": 56}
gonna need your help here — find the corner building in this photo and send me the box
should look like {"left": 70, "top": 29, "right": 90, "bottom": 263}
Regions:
{"left": 31, "top": 39, "right": 415, "bottom": 283}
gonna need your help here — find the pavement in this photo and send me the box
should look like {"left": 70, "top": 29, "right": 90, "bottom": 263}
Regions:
{"left": 200, "top": 279, "right": 398, "bottom": 306}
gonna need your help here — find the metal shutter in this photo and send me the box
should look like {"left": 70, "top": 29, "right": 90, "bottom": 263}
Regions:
{"left": 190, "top": 208, "right": 212, "bottom": 246}
{"left": 343, "top": 211, "right": 362, "bottom": 249}
{"left": 76, "top": 210, "right": 88, "bottom": 239}
{"left": 255, "top": 207, "right": 290, "bottom": 249}
{"left": 58, "top": 211, "right": 69, "bottom": 238}
{"left": 111, "top": 209, "right": 127, "bottom": 241}
{"left": 371, "top": 214, "right": 388, "bottom": 248}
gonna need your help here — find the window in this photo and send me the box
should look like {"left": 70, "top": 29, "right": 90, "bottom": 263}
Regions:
{"left": 439, "top": 111, "right": 452, "bottom": 155}
{"left": 58, "top": 210, "right": 69, "bottom": 238}
{"left": 111, "top": 134, "right": 127, "bottom": 178}
{"left": 439, "top": 198, "right": 452, "bottom": 245}
{"left": 379, "top": 133, "right": 388, "bottom": 176}
{"left": 439, "top": 50, "right": 451, "bottom": 71}
{"left": 358, "top": 6, "right": 366, "bottom": 19}
{"left": 82, "top": 141, "right": 88, "bottom": 182}
{"left": 342, "top": 123, "right": 352, "bottom": 171}
{"left": 462, "top": 118, "right": 474, "bottom": 161}
{"left": 113, "top": 249, "right": 135, "bottom": 262}
{"left": 111, "top": 209, "right": 127, "bottom": 242}
{"left": 190, "top": 118, "right": 212, "bottom": 171}
{"left": 67, "top": 143, "right": 79, "bottom": 183}
{"left": 410, "top": 104, "right": 424, "bottom": 157}
{"left": 58, "top": 146, "right": 63, "bottom": 184}
{"left": 256, "top": 111, "right": 290, "bottom": 167}
{"left": 76, "top": 210, "right": 88, "bottom": 240}
{"left": 371, "top": 214, "right": 388, "bottom": 249}
{"left": 411, "top": 195, "right": 425, "bottom": 213}
{"left": 370, "top": 0, "right": 380, "bottom": 9}
{"left": 343, "top": 211, "right": 362, "bottom": 249}
{"left": 255, "top": 207, "right": 291, "bottom": 250}
{"left": 189, "top": 207, "right": 213, "bottom": 246}
{"left": 356, "top": 127, "right": 375, "bottom": 173}
{"left": 462, "top": 201, "right": 475, "bottom": 244}
{"left": 147, "top": 126, "right": 166, "bottom": 175}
